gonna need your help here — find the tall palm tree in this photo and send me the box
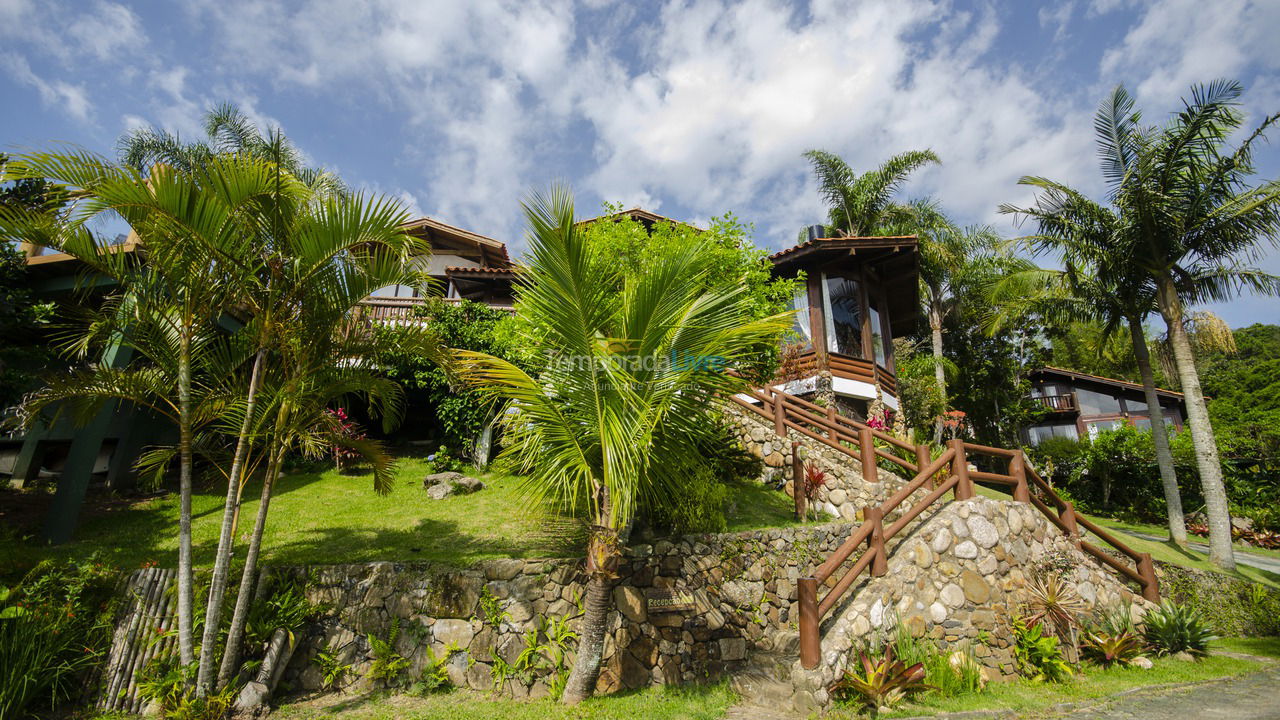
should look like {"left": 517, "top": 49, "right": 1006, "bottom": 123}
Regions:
{"left": 0, "top": 151, "right": 279, "bottom": 667}
{"left": 987, "top": 247, "right": 1189, "bottom": 545}
{"left": 803, "top": 149, "right": 939, "bottom": 236}
{"left": 455, "top": 187, "right": 790, "bottom": 704}
{"left": 1003, "top": 81, "right": 1280, "bottom": 569}
{"left": 910, "top": 201, "right": 1000, "bottom": 441}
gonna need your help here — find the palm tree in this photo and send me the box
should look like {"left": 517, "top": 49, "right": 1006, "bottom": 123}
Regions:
{"left": 455, "top": 187, "right": 790, "bottom": 704}
{"left": 1003, "top": 81, "right": 1280, "bottom": 569}
{"left": 910, "top": 202, "right": 1000, "bottom": 442}
{"left": 987, "top": 249, "right": 1189, "bottom": 545}
{"left": 0, "top": 151, "right": 278, "bottom": 667}
{"left": 803, "top": 149, "right": 939, "bottom": 236}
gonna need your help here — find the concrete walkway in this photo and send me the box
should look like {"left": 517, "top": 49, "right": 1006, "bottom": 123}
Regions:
{"left": 1117, "top": 530, "right": 1280, "bottom": 575}
{"left": 1051, "top": 663, "right": 1280, "bottom": 719}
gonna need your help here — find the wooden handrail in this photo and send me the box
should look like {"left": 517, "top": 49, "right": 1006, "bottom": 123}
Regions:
{"left": 731, "top": 384, "right": 1160, "bottom": 674}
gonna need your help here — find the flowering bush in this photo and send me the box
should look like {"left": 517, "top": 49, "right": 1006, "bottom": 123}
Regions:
{"left": 325, "top": 407, "right": 367, "bottom": 472}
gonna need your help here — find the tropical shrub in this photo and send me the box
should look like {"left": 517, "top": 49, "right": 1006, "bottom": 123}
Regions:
{"left": 1081, "top": 630, "right": 1145, "bottom": 667}
{"left": 312, "top": 644, "right": 353, "bottom": 691}
{"left": 0, "top": 557, "right": 117, "bottom": 719}
{"left": 244, "top": 580, "right": 322, "bottom": 649}
{"left": 1157, "top": 563, "right": 1280, "bottom": 637}
{"left": 1141, "top": 601, "right": 1216, "bottom": 658}
{"left": 1011, "top": 618, "right": 1072, "bottom": 682}
{"left": 890, "top": 625, "right": 986, "bottom": 697}
{"left": 366, "top": 619, "right": 412, "bottom": 687}
{"left": 829, "top": 646, "right": 932, "bottom": 716}
{"left": 137, "top": 654, "right": 236, "bottom": 720}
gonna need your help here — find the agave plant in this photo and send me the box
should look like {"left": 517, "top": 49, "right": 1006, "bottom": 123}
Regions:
{"left": 1081, "top": 630, "right": 1145, "bottom": 668}
{"left": 1024, "top": 574, "right": 1086, "bottom": 661}
{"left": 1142, "top": 602, "right": 1216, "bottom": 658}
{"left": 830, "top": 646, "right": 933, "bottom": 717}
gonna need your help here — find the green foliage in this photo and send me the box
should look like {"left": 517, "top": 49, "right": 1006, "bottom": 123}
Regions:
{"left": 477, "top": 586, "right": 509, "bottom": 628}
{"left": 366, "top": 619, "right": 412, "bottom": 687}
{"left": 0, "top": 556, "right": 117, "bottom": 719}
{"left": 0, "top": 157, "right": 58, "bottom": 410}
{"left": 891, "top": 625, "right": 986, "bottom": 698}
{"left": 643, "top": 422, "right": 763, "bottom": 535}
{"left": 378, "top": 299, "right": 532, "bottom": 454}
{"left": 137, "top": 653, "right": 236, "bottom": 720}
{"left": 490, "top": 613, "right": 579, "bottom": 699}
{"left": 830, "top": 645, "right": 933, "bottom": 716}
{"left": 1081, "top": 630, "right": 1145, "bottom": 668}
{"left": 245, "top": 580, "right": 322, "bottom": 648}
{"left": 892, "top": 339, "right": 951, "bottom": 438}
{"left": 409, "top": 643, "right": 460, "bottom": 696}
{"left": 1141, "top": 601, "right": 1216, "bottom": 658}
{"left": 1011, "top": 617, "right": 1073, "bottom": 683}
{"left": 311, "top": 644, "right": 353, "bottom": 691}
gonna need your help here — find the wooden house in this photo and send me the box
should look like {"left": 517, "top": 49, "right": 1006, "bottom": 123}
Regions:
{"left": 1023, "top": 366, "right": 1187, "bottom": 444}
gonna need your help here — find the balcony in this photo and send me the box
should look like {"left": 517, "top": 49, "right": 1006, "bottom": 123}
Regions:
{"left": 1035, "top": 393, "right": 1078, "bottom": 413}
{"left": 775, "top": 349, "right": 898, "bottom": 398}
{"left": 356, "top": 295, "right": 514, "bottom": 324}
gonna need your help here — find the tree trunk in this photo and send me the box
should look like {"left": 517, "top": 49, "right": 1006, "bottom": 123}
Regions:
{"left": 1129, "top": 317, "right": 1187, "bottom": 545}
{"left": 560, "top": 572, "right": 613, "bottom": 704}
{"left": 176, "top": 329, "right": 195, "bottom": 668}
{"left": 196, "top": 349, "right": 268, "bottom": 694}
{"left": 217, "top": 444, "right": 282, "bottom": 689}
{"left": 929, "top": 302, "right": 947, "bottom": 445}
{"left": 1156, "top": 278, "right": 1234, "bottom": 570}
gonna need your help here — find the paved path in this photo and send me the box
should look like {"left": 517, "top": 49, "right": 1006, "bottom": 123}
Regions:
{"left": 1051, "top": 663, "right": 1280, "bottom": 719}
{"left": 1117, "top": 530, "right": 1280, "bottom": 575}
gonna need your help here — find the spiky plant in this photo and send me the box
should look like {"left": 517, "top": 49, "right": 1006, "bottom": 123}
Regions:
{"left": 1142, "top": 602, "right": 1216, "bottom": 658}
{"left": 830, "top": 645, "right": 933, "bottom": 717}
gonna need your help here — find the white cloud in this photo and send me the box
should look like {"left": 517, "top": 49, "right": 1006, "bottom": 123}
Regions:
{"left": 1, "top": 52, "right": 93, "bottom": 123}
{"left": 66, "top": 1, "right": 146, "bottom": 60}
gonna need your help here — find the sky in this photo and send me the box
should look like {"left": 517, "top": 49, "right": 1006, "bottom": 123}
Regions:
{"left": 3, "top": 0, "right": 1279, "bottom": 327}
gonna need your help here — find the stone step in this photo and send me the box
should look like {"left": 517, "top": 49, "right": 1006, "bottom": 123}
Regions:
{"left": 729, "top": 651, "right": 796, "bottom": 704}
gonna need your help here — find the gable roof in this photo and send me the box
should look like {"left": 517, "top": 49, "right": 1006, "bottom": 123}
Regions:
{"left": 575, "top": 207, "right": 703, "bottom": 232}
{"left": 400, "top": 216, "right": 510, "bottom": 267}
{"left": 1032, "top": 366, "right": 1185, "bottom": 400}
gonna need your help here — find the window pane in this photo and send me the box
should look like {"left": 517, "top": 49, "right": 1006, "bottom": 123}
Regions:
{"left": 1127, "top": 396, "right": 1148, "bottom": 412}
{"left": 1077, "top": 388, "right": 1122, "bottom": 415}
{"left": 790, "top": 288, "right": 811, "bottom": 346}
{"left": 823, "top": 274, "right": 862, "bottom": 357}
{"left": 869, "top": 300, "right": 886, "bottom": 366}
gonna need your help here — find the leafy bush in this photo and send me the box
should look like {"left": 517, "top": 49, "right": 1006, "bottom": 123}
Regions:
{"left": 312, "top": 644, "right": 353, "bottom": 691}
{"left": 409, "top": 644, "right": 459, "bottom": 696}
{"left": 1011, "top": 617, "right": 1072, "bottom": 683}
{"left": 890, "top": 625, "right": 986, "bottom": 698}
{"left": 1081, "top": 630, "right": 1145, "bottom": 667}
{"left": 829, "top": 646, "right": 932, "bottom": 717}
{"left": 643, "top": 423, "right": 762, "bottom": 535}
{"left": 1157, "top": 563, "right": 1280, "bottom": 637}
{"left": 0, "top": 556, "right": 117, "bottom": 719}
{"left": 1141, "top": 601, "right": 1216, "bottom": 658}
{"left": 366, "top": 619, "right": 411, "bottom": 687}
{"left": 137, "top": 654, "right": 236, "bottom": 720}
{"left": 245, "top": 580, "right": 322, "bottom": 648}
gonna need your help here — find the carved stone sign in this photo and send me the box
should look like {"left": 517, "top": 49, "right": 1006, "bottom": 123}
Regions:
{"left": 645, "top": 587, "right": 695, "bottom": 613}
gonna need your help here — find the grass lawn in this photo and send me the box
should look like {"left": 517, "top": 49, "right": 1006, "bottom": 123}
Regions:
{"left": 973, "top": 484, "right": 1280, "bottom": 589}
{"left": 270, "top": 683, "right": 735, "bottom": 720}
{"left": 868, "top": 638, "right": 1280, "bottom": 718}
{"left": 2, "top": 453, "right": 801, "bottom": 576}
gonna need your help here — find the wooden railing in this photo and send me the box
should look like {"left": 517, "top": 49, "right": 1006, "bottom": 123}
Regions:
{"left": 356, "top": 296, "right": 514, "bottom": 323}
{"left": 1035, "top": 393, "right": 1078, "bottom": 412}
{"left": 728, "top": 386, "right": 1159, "bottom": 670}
{"left": 776, "top": 350, "right": 897, "bottom": 396}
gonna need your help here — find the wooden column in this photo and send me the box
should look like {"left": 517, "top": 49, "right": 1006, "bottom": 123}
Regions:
{"left": 1060, "top": 501, "right": 1082, "bottom": 548}
{"left": 793, "top": 449, "right": 806, "bottom": 521}
{"left": 949, "top": 439, "right": 973, "bottom": 501}
{"left": 798, "top": 577, "right": 820, "bottom": 669}
{"left": 773, "top": 390, "right": 786, "bottom": 437}
{"left": 916, "top": 443, "right": 932, "bottom": 487}
{"left": 826, "top": 405, "right": 838, "bottom": 442}
{"left": 1010, "top": 451, "right": 1030, "bottom": 503}
{"left": 859, "top": 426, "right": 877, "bottom": 482}
{"left": 866, "top": 506, "right": 888, "bottom": 576}
{"left": 1137, "top": 552, "right": 1160, "bottom": 602}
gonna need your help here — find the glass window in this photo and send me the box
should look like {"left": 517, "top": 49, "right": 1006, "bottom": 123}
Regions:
{"left": 371, "top": 284, "right": 415, "bottom": 298}
{"left": 1076, "top": 388, "right": 1122, "bottom": 415}
{"left": 789, "top": 287, "right": 811, "bottom": 347}
{"left": 1085, "top": 419, "right": 1124, "bottom": 438}
{"left": 1027, "top": 423, "right": 1079, "bottom": 445}
{"left": 1126, "top": 396, "right": 1148, "bottom": 412}
{"left": 1132, "top": 416, "right": 1152, "bottom": 431}
{"left": 823, "top": 274, "right": 862, "bottom": 357}
{"left": 869, "top": 298, "right": 886, "bottom": 366}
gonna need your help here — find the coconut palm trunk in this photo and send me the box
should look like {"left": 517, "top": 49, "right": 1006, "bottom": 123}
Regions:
{"left": 561, "top": 553, "right": 615, "bottom": 703}
{"left": 928, "top": 302, "right": 947, "bottom": 443}
{"left": 176, "top": 328, "right": 196, "bottom": 667}
{"left": 217, "top": 428, "right": 287, "bottom": 688}
{"left": 1156, "top": 279, "right": 1234, "bottom": 569}
{"left": 1128, "top": 317, "right": 1187, "bottom": 545}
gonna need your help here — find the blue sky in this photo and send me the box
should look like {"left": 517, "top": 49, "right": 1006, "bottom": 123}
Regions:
{"left": 3, "top": 0, "right": 1279, "bottom": 327}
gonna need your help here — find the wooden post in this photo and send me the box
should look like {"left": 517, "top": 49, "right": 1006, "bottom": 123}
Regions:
{"left": 1137, "top": 552, "right": 1159, "bottom": 602}
{"left": 826, "top": 405, "right": 838, "bottom": 442}
{"left": 949, "top": 439, "right": 973, "bottom": 500}
{"left": 1010, "top": 451, "right": 1030, "bottom": 503}
{"left": 916, "top": 443, "right": 932, "bottom": 487}
{"left": 866, "top": 506, "right": 888, "bottom": 576}
{"left": 798, "top": 577, "right": 820, "bottom": 669}
{"left": 860, "top": 426, "right": 877, "bottom": 482}
{"left": 773, "top": 390, "right": 786, "bottom": 437}
{"left": 1060, "top": 501, "right": 1082, "bottom": 548}
{"left": 793, "top": 449, "right": 806, "bottom": 521}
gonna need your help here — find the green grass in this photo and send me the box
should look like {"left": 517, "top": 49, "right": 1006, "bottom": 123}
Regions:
{"left": 269, "top": 683, "right": 736, "bottom": 720}
{"left": 870, "top": 649, "right": 1267, "bottom": 718}
{"left": 1088, "top": 515, "right": 1280, "bottom": 560}
{"left": 1214, "top": 636, "right": 1280, "bottom": 659}
{"left": 973, "top": 484, "right": 1280, "bottom": 589}
{"left": 4, "top": 455, "right": 801, "bottom": 575}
